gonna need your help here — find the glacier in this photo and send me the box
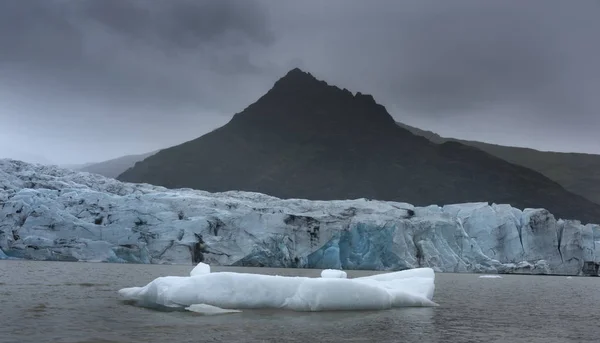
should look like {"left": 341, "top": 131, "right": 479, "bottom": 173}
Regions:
{"left": 1, "top": 158, "right": 600, "bottom": 276}
{"left": 118, "top": 262, "right": 437, "bottom": 311}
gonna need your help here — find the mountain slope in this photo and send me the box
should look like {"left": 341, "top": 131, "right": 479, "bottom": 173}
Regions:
{"left": 79, "top": 151, "right": 158, "bottom": 178}
{"left": 397, "top": 122, "right": 600, "bottom": 205}
{"left": 118, "top": 68, "right": 600, "bottom": 224}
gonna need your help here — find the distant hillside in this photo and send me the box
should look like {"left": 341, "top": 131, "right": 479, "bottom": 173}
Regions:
{"left": 79, "top": 151, "right": 158, "bottom": 179}
{"left": 61, "top": 162, "right": 95, "bottom": 170}
{"left": 118, "top": 68, "right": 600, "bottom": 224}
{"left": 397, "top": 122, "right": 600, "bottom": 205}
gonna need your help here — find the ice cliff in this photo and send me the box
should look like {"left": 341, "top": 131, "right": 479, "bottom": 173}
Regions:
{"left": 1, "top": 159, "right": 599, "bottom": 276}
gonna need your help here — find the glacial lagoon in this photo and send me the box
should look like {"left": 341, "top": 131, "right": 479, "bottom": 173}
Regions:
{"left": 1, "top": 260, "right": 599, "bottom": 343}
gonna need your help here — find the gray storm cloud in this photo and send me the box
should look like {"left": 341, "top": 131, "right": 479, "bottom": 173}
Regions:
{"left": 264, "top": 0, "right": 600, "bottom": 152}
{"left": 267, "top": 0, "right": 600, "bottom": 121}
{"left": 0, "top": 0, "right": 598, "bottom": 164}
{"left": 0, "top": 0, "right": 278, "bottom": 164}
{"left": 0, "top": 0, "right": 274, "bottom": 112}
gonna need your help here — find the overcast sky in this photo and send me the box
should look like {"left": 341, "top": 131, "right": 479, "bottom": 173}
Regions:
{"left": 1, "top": 0, "right": 599, "bottom": 165}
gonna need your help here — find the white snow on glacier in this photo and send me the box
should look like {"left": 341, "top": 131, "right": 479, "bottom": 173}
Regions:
{"left": 118, "top": 262, "right": 437, "bottom": 311}
{"left": 1, "top": 158, "right": 600, "bottom": 275}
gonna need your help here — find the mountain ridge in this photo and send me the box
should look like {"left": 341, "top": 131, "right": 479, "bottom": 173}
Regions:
{"left": 118, "top": 68, "right": 600, "bottom": 224}
{"left": 76, "top": 151, "right": 158, "bottom": 179}
{"left": 397, "top": 122, "right": 600, "bottom": 205}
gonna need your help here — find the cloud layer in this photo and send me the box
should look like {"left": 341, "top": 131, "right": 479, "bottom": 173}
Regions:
{"left": 1, "top": 0, "right": 599, "bottom": 164}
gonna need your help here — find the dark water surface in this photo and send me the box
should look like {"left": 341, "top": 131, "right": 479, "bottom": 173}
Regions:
{"left": 0, "top": 260, "right": 598, "bottom": 343}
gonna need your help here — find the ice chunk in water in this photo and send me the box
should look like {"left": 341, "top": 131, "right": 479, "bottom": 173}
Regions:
{"left": 118, "top": 265, "right": 437, "bottom": 312}
{"left": 320, "top": 269, "right": 347, "bottom": 278}
{"left": 190, "top": 262, "right": 211, "bottom": 276}
{"left": 185, "top": 304, "right": 242, "bottom": 315}
{"left": 479, "top": 275, "right": 503, "bottom": 279}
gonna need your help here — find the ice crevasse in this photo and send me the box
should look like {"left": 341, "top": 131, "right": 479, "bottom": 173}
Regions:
{"left": 118, "top": 263, "right": 437, "bottom": 312}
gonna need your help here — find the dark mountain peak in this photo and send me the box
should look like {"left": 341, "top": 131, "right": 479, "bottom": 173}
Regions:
{"left": 240, "top": 68, "right": 397, "bottom": 130}
{"left": 270, "top": 68, "right": 376, "bottom": 104}
{"left": 283, "top": 67, "right": 315, "bottom": 80}
{"left": 270, "top": 67, "right": 328, "bottom": 93}
{"left": 118, "top": 69, "right": 600, "bottom": 225}
{"left": 354, "top": 91, "right": 377, "bottom": 105}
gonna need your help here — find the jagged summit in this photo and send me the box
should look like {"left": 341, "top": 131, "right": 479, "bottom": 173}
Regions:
{"left": 117, "top": 68, "right": 600, "bottom": 224}
{"left": 280, "top": 67, "right": 317, "bottom": 81}
{"left": 263, "top": 68, "right": 340, "bottom": 99}
{"left": 269, "top": 68, "right": 377, "bottom": 102}
{"left": 232, "top": 68, "right": 398, "bottom": 132}
{"left": 267, "top": 67, "right": 322, "bottom": 93}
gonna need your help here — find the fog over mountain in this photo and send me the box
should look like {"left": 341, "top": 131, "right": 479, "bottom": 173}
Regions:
{"left": 1, "top": 0, "right": 598, "bottom": 164}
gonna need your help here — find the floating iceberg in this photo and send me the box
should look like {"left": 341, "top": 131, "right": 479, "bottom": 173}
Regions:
{"left": 118, "top": 263, "right": 437, "bottom": 312}
{"left": 478, "top": 275, "right": 503, "bottom": 279}
{"left": 185, "top": 304, "right": 242, "bottom": 315}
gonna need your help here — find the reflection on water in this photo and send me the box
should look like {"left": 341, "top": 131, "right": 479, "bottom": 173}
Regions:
{"left": 0, "top": 260, "right": 598, "bottom": 343}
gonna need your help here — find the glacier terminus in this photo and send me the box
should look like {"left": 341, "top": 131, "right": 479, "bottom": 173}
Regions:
{"left": 1, "top": 159, "right": 599, "bottom": 276}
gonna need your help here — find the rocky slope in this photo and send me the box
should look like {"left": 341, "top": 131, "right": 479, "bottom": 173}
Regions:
{"left": 117, "top": 68, "right": 600, "bottom": 224}
{"left": 397, "top": 122, "right": 600, "bottom": 205}
{"left": 2, "top": 159, "right": 599, "bottom": 275}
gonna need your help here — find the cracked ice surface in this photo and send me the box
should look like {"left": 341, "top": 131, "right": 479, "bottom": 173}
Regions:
{"left": 1, "top": 159, "right": 599, "bottom": 275}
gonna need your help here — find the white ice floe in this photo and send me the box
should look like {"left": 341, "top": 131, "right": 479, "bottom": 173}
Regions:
{"left": 320, "top": 269, "right": 348, "bottom": 279}
{"left": 190, "top": 262, "right": 211, "bottom": 276}
{"left": 118, "top": 263, "right": 437, "bottom": 312}
{"left": 185, "top": 304, "right": 242, "bottom": 315}
{"left": 478, "top": 275, "right": 503, "bottom": 279}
